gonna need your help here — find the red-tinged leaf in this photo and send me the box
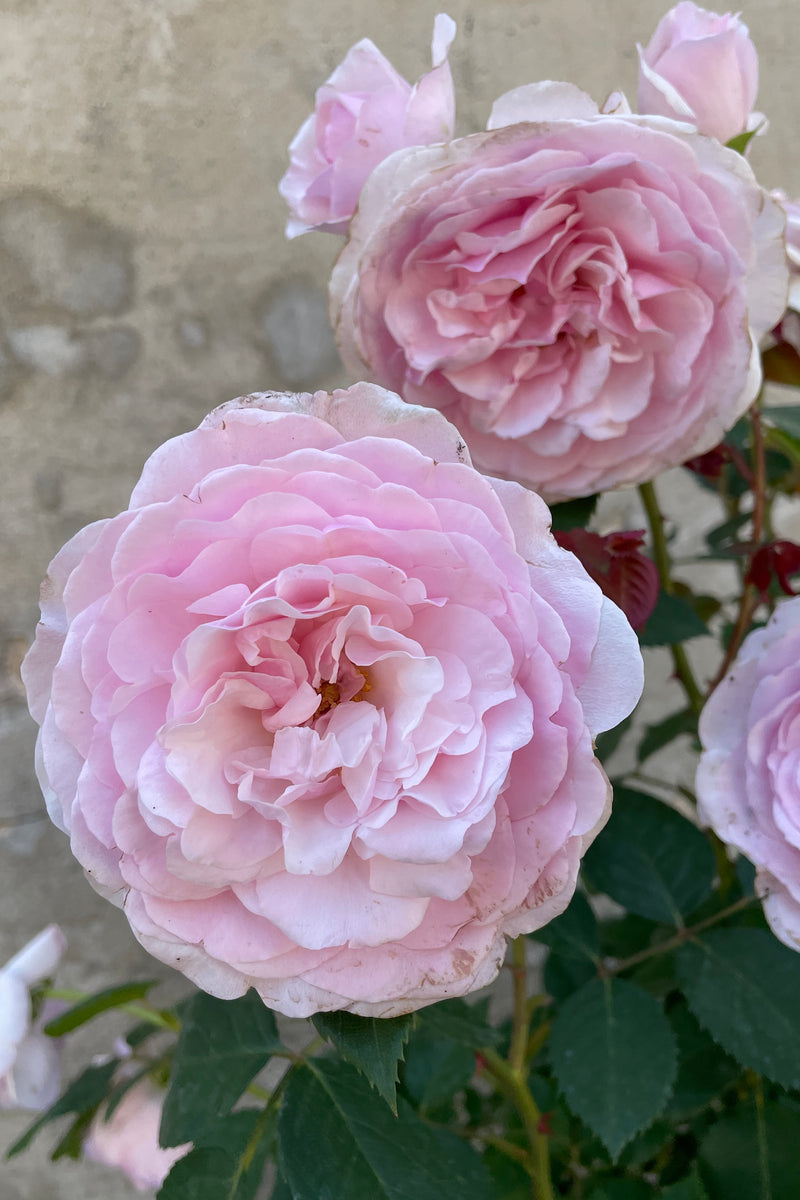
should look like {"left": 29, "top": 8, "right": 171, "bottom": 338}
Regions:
{"left": 745, "top": 540, "right": 800, "bottom": 599}
{"left": 762, "top": 341, "right": 800, "bottom": 387}
{"left": 684, "top": 445, "right": 731, "bottom": 479}
{"left": 554, "top": 528, "right": 659, "bottom": 630}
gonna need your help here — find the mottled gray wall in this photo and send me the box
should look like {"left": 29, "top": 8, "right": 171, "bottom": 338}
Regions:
{"left": 1, "top": 1, "right": 799, "bottom": 1195}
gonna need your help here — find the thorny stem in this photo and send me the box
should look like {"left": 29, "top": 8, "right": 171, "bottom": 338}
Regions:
{"left": 638, "top": 479, "right": 705, "bottom": 716}
{"left": 706, "top": 405, "right": 768, "bottom": 696}
{"left": 599, "top": 893, "right": 759, "bottom": 976}
{"left": 480, "top": 937, "right": 554, "bottom": 1200}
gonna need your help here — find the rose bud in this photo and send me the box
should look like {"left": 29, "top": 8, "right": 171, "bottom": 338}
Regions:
{"left": 637, "top": 2, "right": 762, "bottom": 145}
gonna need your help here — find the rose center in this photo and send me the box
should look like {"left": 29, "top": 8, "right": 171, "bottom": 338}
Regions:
{"left": 313, "top": 666, "right": 372, "bottom": 717}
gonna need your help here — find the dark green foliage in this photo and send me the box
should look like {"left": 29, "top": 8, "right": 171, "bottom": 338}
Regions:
{"left": 639, "top": 591, "right": 708, "bottom": 646}
{"left": 549, "top": 978, "right": 677, "bottom": 1158}
{"left": 311, "top": 1010, "right": 413, "bottom": 1112}
{"left": 160, "top": 990, "right": 282, "bottom": 1147}
{"left": 677, "top": 929, "right": 800, "bottom": 1089}
{"left": 583, "top": 789, "right": 715, "bottom": 925}
{"left": 278, "top": 1059, "right": 498, "bottom": 1200}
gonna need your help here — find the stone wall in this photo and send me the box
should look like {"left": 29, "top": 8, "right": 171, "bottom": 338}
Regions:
{"left": 2, "top": 1, "right": 799, "bottom": 1194}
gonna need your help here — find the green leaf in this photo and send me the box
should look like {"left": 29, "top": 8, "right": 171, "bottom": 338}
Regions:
{"left": 158, "top": 1109, "right": 272, "bottom": 1200}
{"left": 594, "top": 711, "right": 633, "bottom": 764}
{"left": 661, "top": 1166, "right": 710, "bottom": 1199}
{"left": 666, "top": 999, "right": 740, "bottom": 1117}
{"left": 160, "top": 990, "right": 282, "bottom": 1148}
{"left": 415, "top": 997, "right": 501, "bottom": 1049}
{"left": 536, "top": 889, "right": 599, "bottom": 960}
{"left": 270, "top": 1172, "right": 293, "bottom": 1200}
{"left": 549, "top": 493, "right": 598, "bottom": 531}
{"left": 583, "top": 789, "right": 715, "bottom": 925}
{"left": 538, "top": 890, "right": 600, "bottom": 1001}
{"left": 50, "top": 1108, "right": 96, "bottom": 1162}
{"left": 311, "top": 1011, "right": 413, "bottom": 1113}
{"left": 677, "top": 928, "right": 800, "bottom": 1089}
{"left": 725, "top": 127, "right": 760, "bottom": 155}
{"left": 278, "top": 1060, "right": 498, "bottom": 1200}
{"left": 763, "top": 405, "right": 800, "bottom": 438}
{"left": 43, "top": 981, "right": 156, "bottom": 1037}
{"left": 401, "top": 1032, "right": 476, "bottom": 1112}
{"left": 636, "top": 709, "right": 696, "bottom": 764}
{"left": 549, "top": 977, "right": 677, "bottom": 1159}
{"left": 586, "top": 1181, "right": 653, "bottom": 1200}
{"left": 699, "top": 1098, "right": 800, "bottom": 1200}
{"left": 639, "top": 590, "right": 708, "bottom": 646}
{"left": 6, "top": 1059, "right": 120, "bottom": 1158}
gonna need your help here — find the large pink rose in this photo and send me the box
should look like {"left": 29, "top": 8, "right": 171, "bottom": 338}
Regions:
{"left": 84, "top": 1081, "right": 189, "bottom": 1192}
{"left": 279, "top": 14, "right": 456, "bottom": 237}
{"left": 697, "top": 597, "right": 800, "bottom": 951}
{"left": 23, "top": 384, "right": 642, "bottom": 1017}
{"left": 637, "top": 2, "right": 761, "bottom": 146}
{"left": 331, "top": 84, "right": 787, "bottom": 500}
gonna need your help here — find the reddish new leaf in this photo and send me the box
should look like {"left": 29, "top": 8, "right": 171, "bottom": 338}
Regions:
{"left": 554, "top": 527, "right": 659, "bottom": 630}
{"left": 746, "top": 540, "right": 800, "bottom": 600}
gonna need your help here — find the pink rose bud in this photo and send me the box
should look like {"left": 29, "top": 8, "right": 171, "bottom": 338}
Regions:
{"left": 280, "top": 14, "right": 456, "bottom": 237}
{"left": 0, "top": 926, "right": 66, "bottom": 1111}
{"left": 22, "top": 384, "right": 643, "bottom": 1018}
{"left": 637, "top": 2, "right": 761, "bottom": 145}
{"left": 698, "top": 597, "right": 800, "bottom": 952}
{"left": 84, "top": 1081, "right": 190, "bottom": 1192}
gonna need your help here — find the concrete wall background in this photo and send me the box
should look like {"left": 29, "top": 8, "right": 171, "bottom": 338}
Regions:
{"left": 1, "top": 1, "right": 799, "bottom": 1194}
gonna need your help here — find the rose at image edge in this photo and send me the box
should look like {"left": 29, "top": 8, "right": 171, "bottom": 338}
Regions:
{"left": 637, "top": 1, "right": 761, "bottom": 145}
{"left": 697, "top": 596, "right": 800, "bottom": 951}
{"left": 330, "top": 83, "right": 788, "bottom": 501}
{"left": 22, "top": 383, "right": 643, "bottom": 1017}
{"left": 0, "top": 925, "right": 66, "bottom": 1111}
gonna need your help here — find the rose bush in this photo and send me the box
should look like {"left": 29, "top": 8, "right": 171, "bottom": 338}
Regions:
{"left": 22, "top": 383, "right": 642, "bottom": 1017}
{"left": 0, "top": 926, "right": 65, "bottom": 1111}
{"left": 279, "top": 14, "right": 455, "bottom": 237}
{"left": 697, "top": 597, "right": 800, "bottom": 951}
{"left": 330, "top": 83, "right": 787, "bottom": 500}
{"left": 84, "top": 1080, "right": 189, "bottom": 1192}
{"left": 637, "top": 1, "right": 761, "bottom": 145}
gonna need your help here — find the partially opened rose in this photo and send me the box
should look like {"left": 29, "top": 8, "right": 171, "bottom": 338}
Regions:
{"left": 697, "top": 597, "right": 800, "bottom": 951}
{"left": 23, "top": 384, "right": 642, "bottom": 1016}
{"left": 279, "top": 14, "right": 456, "bottom": 237}
{"left": 331, "top": 84, "right": 787, "bottom": 500}
{"left": 637, "top": 2, "right": 761, "bottom": 145}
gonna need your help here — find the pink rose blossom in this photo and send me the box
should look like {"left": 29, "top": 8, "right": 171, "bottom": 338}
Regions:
{"left": 331, "top": 84, "right": 787, "bottom": 500}
{"left": 771, "top": 190, "right": 800, "bottom": 312}
{"left": 84, "top": 1081, "right": 189, "bottom": 1192}
{"left": 637, "top": 2, "right": 762, "bottom": 145}
{"left": 22, "top": 384, "right": 642, "bottom": 1017}
{"left": 697, "top": 597, "right": 800, "bottom": 951}
{"left": 279, "top": 14, "right": 456, "bottom": 237}
{"left": 0, "top": 925, "right": 66, "bottom": 1111}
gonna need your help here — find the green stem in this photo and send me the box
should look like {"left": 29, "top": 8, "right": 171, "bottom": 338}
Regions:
{"left": 508, "top": 936, "right": 530, "bottom": 1075}
{"left": 481, "top": 1048, "right": 554, "bottom": 1200}
{"left": 602, "top": 893, "right": 758, "bottom": 976}
{"left": 43, "top": 988, "right": 180, "bottom": 1033}
{"left": 639, "top": 479, "right": 705, "bottom": 715}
